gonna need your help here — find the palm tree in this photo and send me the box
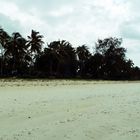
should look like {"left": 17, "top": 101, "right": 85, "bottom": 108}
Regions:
{"left": 58, "top": 40, "right": 77, "bottom": 77}
{"left": 0, "top": 27, "right": 11, "bottom": 75}
{"left": 27, "top": 30, "right": 44, "bottom": 62}
{"left": 46, "top": 40, "right": 77, "bottom": 77}
{"left": 26, "top": 30, "right": 44, "bottom": 75}
{"left": 27, "top": 30, "right": 44, "bottom": 54}
{"left": 0, "top": 27, "right": 10, "bottom": 48}
{"left": 4, "top": 32, "right": 27, "bottom": 75}
{"left": 76, "top": 45, "right": 91, "bottom": 77}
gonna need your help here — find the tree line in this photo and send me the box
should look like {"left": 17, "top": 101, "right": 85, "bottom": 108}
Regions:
{"left": 0, "top": 27, "right": 140, "bottom": 80}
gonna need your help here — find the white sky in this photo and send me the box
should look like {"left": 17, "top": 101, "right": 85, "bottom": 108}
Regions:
{"left": 0, "top": 0, "right": 140, "bottom": 66}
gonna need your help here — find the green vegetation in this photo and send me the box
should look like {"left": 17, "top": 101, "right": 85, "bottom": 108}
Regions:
{"left": 0, "top": 27, "right": 140, "bottom": 79}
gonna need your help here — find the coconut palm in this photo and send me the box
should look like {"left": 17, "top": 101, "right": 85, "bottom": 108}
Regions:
{"left": 26, "top": 30, "right": 44, "bottom": 74}
{"left": 76, "top": 45, "right": 91, "bottom": 77}
{"left": 0, "top": 27, "right": 10, "bottom": 48}
{"left": 27, "top": 30, "right": 44, "bottom": 55}
{"left": 43, "top": 40, "right": 77, "bottom": 77}
{"left": 4, "top": 32, "right": 28, "bottom": 75}
{"left": 0, "top": 28, "right": 11, "bottom": 75}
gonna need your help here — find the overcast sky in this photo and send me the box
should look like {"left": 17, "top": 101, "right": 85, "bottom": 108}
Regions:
{"left": 0, "top": 0, "right": 140, "bottom": 66}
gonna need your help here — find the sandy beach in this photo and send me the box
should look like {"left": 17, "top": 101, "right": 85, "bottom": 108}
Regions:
{"left": 0, "top": 80, "right": 140, "bottom": 140}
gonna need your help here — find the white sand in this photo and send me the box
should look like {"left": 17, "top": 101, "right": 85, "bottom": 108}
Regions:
{"left": 0, "top": 80, "right": 140, "bottom": 140}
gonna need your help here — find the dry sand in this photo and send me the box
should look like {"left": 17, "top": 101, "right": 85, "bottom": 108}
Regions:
{"left": 0, "top": 80, "right": 140, "bottom": 140}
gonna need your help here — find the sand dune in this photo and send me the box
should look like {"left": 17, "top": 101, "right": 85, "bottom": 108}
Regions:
{"left": 0, "top": 80, "right": 140, "bottom": 140}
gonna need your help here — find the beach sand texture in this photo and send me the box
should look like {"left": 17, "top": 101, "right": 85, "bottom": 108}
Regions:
{"left": 0, "top": 80, "right": 140, "bottom": 140}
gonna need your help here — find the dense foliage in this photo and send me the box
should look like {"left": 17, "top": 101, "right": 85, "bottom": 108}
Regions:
{"left": 0, "top": 27, "right": 140, "bottom": 79}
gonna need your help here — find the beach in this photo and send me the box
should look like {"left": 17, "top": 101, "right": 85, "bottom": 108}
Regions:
{"left": 0, "top": 80, "right": 140, "bottom": 140}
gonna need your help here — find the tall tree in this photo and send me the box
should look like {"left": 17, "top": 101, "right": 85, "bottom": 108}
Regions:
{"left": 4, "top": 32, "right": 28, "bottom": 75}
{"left": 27, "top": 30, "right": 44, "bottom": 55}
{"left": 95, "top": 37, "right": 132, "bottom": 79}
{"left": 0, "top": 27, "right": 11, "bottom": 75}
{"left": 38, "top": 40, "right": 77, "bottom": 77}
{"left": 76, "top": 45, "right": 91, "bottom": 77}
{"left": 49, "top": 40, "right": 77, "bottom": 77}
{"left": 0, "top": 27, "right": 10, "bottom": 48}
{"left": 26, "top": 30, "right": 44, "bottom": 75}
{"left": 87, "top": 53, "right": 104, "bottom": 78}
